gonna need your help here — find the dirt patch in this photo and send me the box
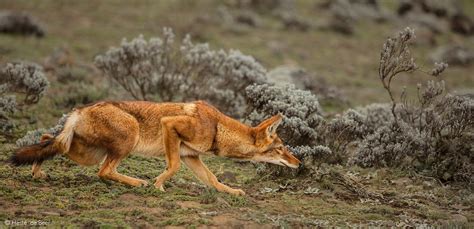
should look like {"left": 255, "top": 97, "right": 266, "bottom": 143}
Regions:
{"left": 118, "top": 193, "right": 142, "bottom": 202}
{"left": 176, "top": 201, "right": 201, "bottom": 209}
{"left": 211, "top": 213, "right": 270, "bottom": 228}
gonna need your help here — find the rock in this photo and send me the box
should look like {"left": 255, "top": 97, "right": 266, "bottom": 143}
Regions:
{"left": 430, "top": 45, "right": 474, "bottom": 66}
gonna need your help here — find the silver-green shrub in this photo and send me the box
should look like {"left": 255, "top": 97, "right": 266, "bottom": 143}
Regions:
{"left": 0, "top": 11, "right": 45, "bottom": 37}
{"left": 253, "top": 27, "right": 473, "bottom": 182}
{"left": 16, "top": 114, "right": 67, "bottom": 147}
{"left": 350, "top": 82, "right": 473, "bottom": 182}
{"left": 95, "top": 28, "right": 266, "bottom": 117}
{"left": 245, "top": 83, "right": 324, "bottom": 146}
{"left": 0, "top": 62, "right": 48, "bottom": 135}
{"left": 345, "top": 28, "right": 473, "bottom": 182}
{"left": 245, "top": 83, "right": 330, "bottom": 176}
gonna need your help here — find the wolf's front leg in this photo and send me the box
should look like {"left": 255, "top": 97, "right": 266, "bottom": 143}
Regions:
{"left": 154, "top": 117, "right": 184, "bottom": 191}
{"left": 181, "top": 156, "right": 245, "bottom": 196}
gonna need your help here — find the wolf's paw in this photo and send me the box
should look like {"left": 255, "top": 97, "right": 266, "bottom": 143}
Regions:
{"left": 154, "top": 182, "right": 166, "bottom": 192}
{"left": 229, "top": 188, "right": 245, "bottom": 196}
{"left": 138, "top": 180, "right": 149, "bottom": 187}
{"left": 129, "top": 179, "right": 148, "bottom": 187}
{"left": 32, "top": 171, "right": 47, "bottom": 179}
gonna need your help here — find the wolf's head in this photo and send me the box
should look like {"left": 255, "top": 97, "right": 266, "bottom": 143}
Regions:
{"left": 248, "top": 114, "right": 301, "bottom": 168}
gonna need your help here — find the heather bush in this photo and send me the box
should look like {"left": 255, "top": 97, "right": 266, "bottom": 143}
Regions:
{"left": 350, "top": 82, "right": 473, "bottom": 182}
{"left": 255, "top": 27, "right": 472, "bottom": 182}
{"left": 54, "top": 83, "right": 108, "bottom": 109}
{"left": 0, "top": 11, "right": 45, "bottom": 37}
{"left": 266, "top": 66, "right": 347, "bottom": 106}
{"left": 258, "top": 145, "right": 333, "bottom": 177}
{"left": 346, "top": 28, "right": 473, "bottom": 182}
{"left": 430, "top": 45, "right": 474, "bottom": 66}
{"left": 16, "top": 114, "right": 67, "bottom": 147}
{"left": 321, "top": 103, "right": 393, "bottom": 155}
{"left": 232, "top": 0, "right": 294, "bottom": 13}
{"left": 0, "top": 62, "right": 48, "bottom": 135}
{"left": 245, "top": 83, "right": 323, "bottom": 146}
{"left": 245, "top": 83, "right": 334, "bottom": 176}
{"left": 318, "top": 0, "right": 390, "bottom": 35}
{"left": 95, "top": 28, "right": 266, "bottom": 117}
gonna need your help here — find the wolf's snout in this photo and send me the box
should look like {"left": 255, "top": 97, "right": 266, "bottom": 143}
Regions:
{"left": 283, "top": 149, "right": 301, "bottom": 169}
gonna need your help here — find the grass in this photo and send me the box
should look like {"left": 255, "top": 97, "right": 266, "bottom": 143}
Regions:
{"left": 1, "top": 0, "right": 473, "bottom": 227}
{"left": 0, "top": 144, "right": 472, "bottom": 227}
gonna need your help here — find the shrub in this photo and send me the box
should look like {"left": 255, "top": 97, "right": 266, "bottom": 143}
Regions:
{"left": 0, "top": 11, "right": 45, "bottom": 37}
{"left": 95, "top": 28, "right": 266, "bottom": 117}
{"left": 54, "top": 83, "right": 108, "bottom": 109}
{"left": 245, "top": 83, "right": 324, "bottom": 146}
{"left": 0, "top": 62, "right": 48, "bottom": 135}
{"left": 245, "top": 83, "right": 330, "bottom": 176}
{"left": 266, "top": 66, "right": 347, "bottom": 106}
{"left": 321, "top": 103, "right": 393, "bottom": 155}
{"left": 345, "top": 27, "right": 473, "bottom": 182}
{"left": 16, "top": 114, "right": 67, "bottom": 147}
{"left": 350, "top": 81, "right": 473, "bottom": 182}
{"left": 430, "top": 45, "right": 474, "bottom": 66}
{"left": 255, "top": 27, "right": 473, "bottom": 183}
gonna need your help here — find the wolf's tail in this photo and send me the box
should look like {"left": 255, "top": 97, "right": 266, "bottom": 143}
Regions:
{"left": 10, "top": 112, "right": 79, "bottom": 166}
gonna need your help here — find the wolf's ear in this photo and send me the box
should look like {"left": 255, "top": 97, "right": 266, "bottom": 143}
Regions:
{"left": 256, "top": 114, "right": 283, "bottom": 136}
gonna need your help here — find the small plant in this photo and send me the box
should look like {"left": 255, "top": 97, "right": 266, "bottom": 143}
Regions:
{"left": 0, "top": 62, "right": 48, "bottom": 135}
{"left": 378, "top": 27, "right": 417, "bottom": 123}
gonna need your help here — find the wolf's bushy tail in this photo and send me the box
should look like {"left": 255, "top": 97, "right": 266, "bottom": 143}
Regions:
{"left": 10, "top": 112, "right": 79, "bottom": 166}
{"left": 10, "top": 138, "right": 60, "bottom": 166}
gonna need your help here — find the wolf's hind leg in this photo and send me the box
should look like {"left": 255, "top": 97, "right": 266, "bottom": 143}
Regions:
{"left": 98, "top": 155, "right": 148, "bottom": 187}
{"left": 181, "top": 156, "right": 245, "bottom": 196}
{"left": 31, "top": 161, "right": 46, "bottom": 179}
{"left": 30, "top": 133, "right": 54, "bottom": 179}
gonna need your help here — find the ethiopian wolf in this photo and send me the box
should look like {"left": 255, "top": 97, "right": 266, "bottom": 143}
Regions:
{"left": 10, "top": 101, "right": 300, "bottom": 195}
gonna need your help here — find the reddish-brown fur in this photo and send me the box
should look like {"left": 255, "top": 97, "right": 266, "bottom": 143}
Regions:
{"left": 11, "top": 101, "right": 300, "bottom": 195}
